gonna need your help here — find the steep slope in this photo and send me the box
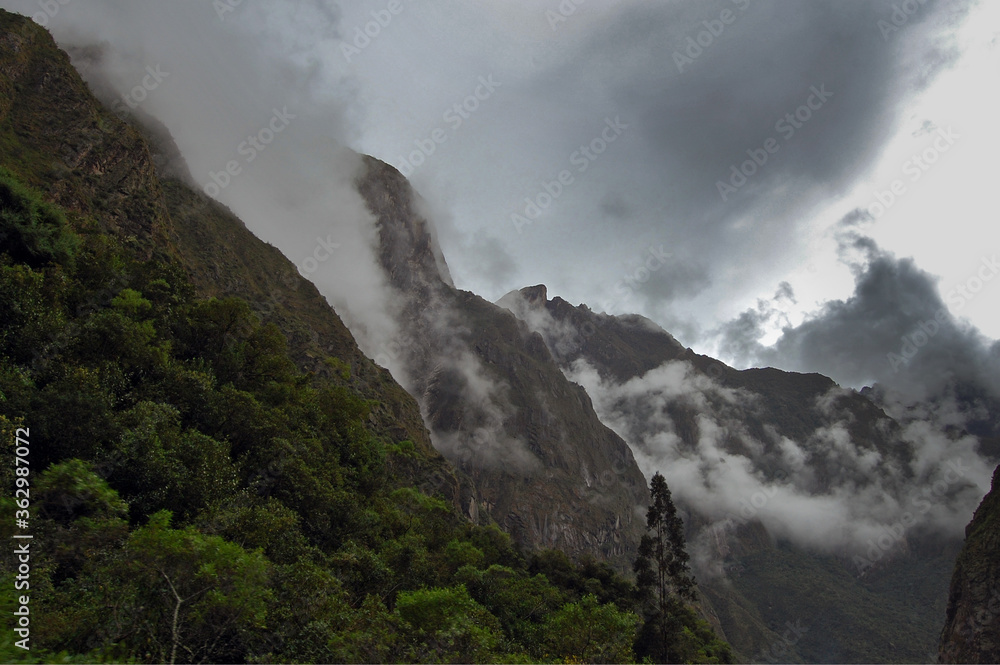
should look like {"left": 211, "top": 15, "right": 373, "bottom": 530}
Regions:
{"left": 939, "top": 464, "right": 1000, "bottom": 663}
{"left": 355, "top": 157, "right": 650, "bottom": 571}
{"left": 3, "top": 11, "right": 715, "bottom": 663}
{"left": 0, "top": 9, "right": 463, "bottom": 506}
{"left": 500, "top": 285, "right": 984, "bottom": 663}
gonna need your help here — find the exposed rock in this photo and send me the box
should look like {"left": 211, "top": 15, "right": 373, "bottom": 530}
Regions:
{"left": 939, "top": 464, "right": 1000, "bottom": 663}
{"left": 499, "top": 284, "right": 974, "bottom": 663}
{"left": 356, "top": 156, "right": 649, "bottom": 571}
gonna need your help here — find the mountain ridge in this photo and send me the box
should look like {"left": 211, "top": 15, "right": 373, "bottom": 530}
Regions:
{"left": 354, "top": 154, "right": 653, "bottom": 572}
{"left": 0, "top": 10, "right": 739, "bottom": 662}
{"left": 498, "top": 283, "right": 982, "bottom": 662}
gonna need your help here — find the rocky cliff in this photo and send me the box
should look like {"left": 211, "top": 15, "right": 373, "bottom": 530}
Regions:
{"left": 939, "top": 464, "right": 1000, "bottom": 663}
{"left": 355, "top": 157, "right": 650, "bottom": 571}
{"left": 0, "top": 8, "right": 464, "bottom": 507}
{"left": 499, "top": 285, "right": 982, "bottom": 663}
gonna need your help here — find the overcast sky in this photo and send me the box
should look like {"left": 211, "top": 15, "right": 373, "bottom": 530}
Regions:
{"left": 4, "top": 0, "right": 997, "bottom": 391}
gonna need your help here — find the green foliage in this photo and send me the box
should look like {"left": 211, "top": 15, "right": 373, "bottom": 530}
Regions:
{"left": 34, "top": 459, "right": 129, "bottom": 582}
{"left": 396, "top": 584, "right": 503, "bottom": 663}
{"left": 0, "top": 166, "right": 731, "bottom": 663}
{"left": 639, "top": 471, "right": 695, "bottom": 605}
{"left": 0, "top": 167, "right": 78, "bottom": 269}
{"left": 542, "top": 593, "right": 641, "bottom": 664}
{"left": 122, "top": 511, "right": 271, "bottom": 663}
{"left": 633, "top": 472, "right": 732, "bottom": 664}
{"left": 459, "top": 564, "right": 566, "bottom": 655}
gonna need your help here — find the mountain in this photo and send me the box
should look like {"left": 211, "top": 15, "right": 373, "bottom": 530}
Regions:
{"left": 498, "top": 285, "right": 989, "bottom": 662}
{"left": 0, "top": 7, "right": 467, "bottom": 509}
{"left": 5, "top": 7, "right": 992, "bottom": 663}
{"left": 354, "top": 156, "right": 650, "bottom": 572}
{"left": 939, "top": 464, "right": 1000, "bottom": 663}
{"left": 0, "top": 10, "right": 738, "bottom": 663}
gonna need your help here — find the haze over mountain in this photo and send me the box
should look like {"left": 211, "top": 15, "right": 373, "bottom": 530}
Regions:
{"left": 2, "top": 13, "right": 737, "bottom": 662}
{"left": 2, "top": 0, "right": 996, "bottom": 363}
{"left": 3, "top": 2, "right": 999, "bottom": 663}
{"left": 498, "top": 281, "right": 995, "bottom": 661}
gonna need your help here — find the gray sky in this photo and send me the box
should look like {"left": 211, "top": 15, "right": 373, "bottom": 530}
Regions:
{"left": 4, "top": 0, "right": 998, "bottom": 392}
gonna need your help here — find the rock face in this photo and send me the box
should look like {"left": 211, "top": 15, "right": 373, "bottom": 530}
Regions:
{"left": 2, "top": 6, "right": 649, "bottom": 571}
{"left": 355, "top": 157, "right": 649, "bottom": 570}
{"left": 498, "top": 285, "right": 982, "bottom": 663}
{"left": 939, "top": 464, "right": 1000, "bottom": 664}
{"left": 0, "top": 8, "right": 465, "bottom": 508}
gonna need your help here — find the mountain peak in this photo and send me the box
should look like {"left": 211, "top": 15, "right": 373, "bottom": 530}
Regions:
{"left": 518, "top": 284, "right": 548, "bottom": 306}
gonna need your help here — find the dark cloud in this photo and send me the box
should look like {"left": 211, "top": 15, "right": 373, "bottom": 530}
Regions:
{"left": 599, "top": 192, "right": 632, "bottom": 220}
{"left": 527, "top": 0, "right": 968, "bottom": 235}
{"left": 627, "top": 257, "right": 713, "bottom": 305}
{"left": 2, "top": 0, "right": 989, "bottom": 410}
{"left": 775, "top": 281, "right": 796, "bottom": 303}
{"left": 430, "top": 0, "right": 975, "bottom": 330}
{"left": 724, "top": 220, "right": 1000, "bottom": 405}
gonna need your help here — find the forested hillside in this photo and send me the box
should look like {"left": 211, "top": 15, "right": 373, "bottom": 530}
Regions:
{"left": 0, "top": 9, "right": 730, "bottom": 663}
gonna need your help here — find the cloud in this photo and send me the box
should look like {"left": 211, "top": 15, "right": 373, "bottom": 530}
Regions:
{"left": 424, "top": 346, "right": 541, "bottom": 474}
{"left": 722, "top": 218, "right": 1000, "bottom": 404}
{"left": 563, "top": 355, "right": 991, "bottom": 576}
{"left": 408, "top": 0, "right": 974, "bottom": 326}
{"left": 3, "top": 0, "right": 984, "bottom": 361}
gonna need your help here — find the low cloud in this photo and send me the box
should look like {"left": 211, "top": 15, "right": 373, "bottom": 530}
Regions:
{"left": 563, "top": 355, "right": 991, "bottom": 577}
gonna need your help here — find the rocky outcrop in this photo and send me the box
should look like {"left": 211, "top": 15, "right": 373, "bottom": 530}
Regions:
{"left": 0, "top": 8, "right": 465, "bottom": 509}
{"left": 355, "top": 156, "right": 649, "bottom": 570}
{"left": 499, "top": 284, "right": 974, "bottom": 663}
{"left": 939, "top": 465, "right": 1000, "bottom": 663}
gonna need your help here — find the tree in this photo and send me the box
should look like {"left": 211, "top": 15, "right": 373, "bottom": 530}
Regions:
{"left": 34, "top": 459, "right": 129, "bottom": 583}
{"left": 0, "top": 167, "right": 79, "bottom": 269}
{"left": 634, "top": 471, "right": 697, "bottom": 663}
{"left": 123, "top": 511, "right": 272, "bottom": 664}
{"left": 395, "top": 584, "right": 503, "bottom": 663}
{"left": 542, "top": 593, "right": 640, "bottom": 664}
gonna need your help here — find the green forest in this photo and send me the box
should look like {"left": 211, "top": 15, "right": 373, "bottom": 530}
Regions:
{"left": 0, "top": 166, "right": 730, "bottom": 663}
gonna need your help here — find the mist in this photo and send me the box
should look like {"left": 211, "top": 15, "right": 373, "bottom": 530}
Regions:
{"left": 564, "top": 355, "right": 992, "bottom": 576}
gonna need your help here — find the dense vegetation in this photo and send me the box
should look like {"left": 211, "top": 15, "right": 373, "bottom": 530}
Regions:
{"left": 0, "top": 167, "right": 730, "bottom": 663}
